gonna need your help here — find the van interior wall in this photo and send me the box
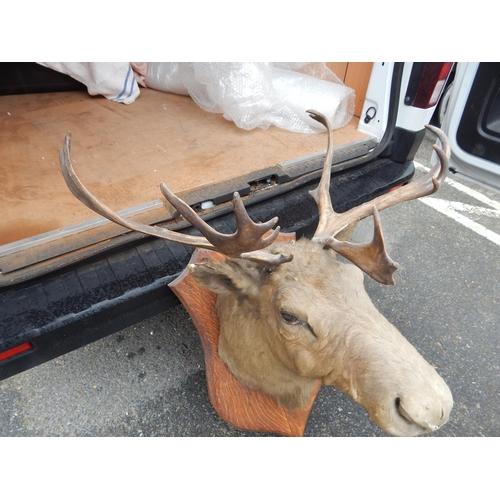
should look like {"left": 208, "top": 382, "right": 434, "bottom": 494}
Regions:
{"left": 0, "top": 63, "right": 373, "bottom": 246}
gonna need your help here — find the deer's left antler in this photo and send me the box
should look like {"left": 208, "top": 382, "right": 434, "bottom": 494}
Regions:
{"left": 307, "top": 109, "right": 450, "bottom": 285}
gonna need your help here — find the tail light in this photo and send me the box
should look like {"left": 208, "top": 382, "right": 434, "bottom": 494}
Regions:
{"left": 405, "top": 62, "right": 454, "bottom": 109}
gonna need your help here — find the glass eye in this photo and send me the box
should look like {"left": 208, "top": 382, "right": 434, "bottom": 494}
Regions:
{"left": 280, "top": 311, "right": 300, "bottom": 325}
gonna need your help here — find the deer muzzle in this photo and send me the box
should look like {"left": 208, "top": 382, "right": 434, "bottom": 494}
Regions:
{"left": 322, "top": 322, "right": 453, "bottom": 437}
{"left": 374, "top": 374, "right": 453, "bottom": 436}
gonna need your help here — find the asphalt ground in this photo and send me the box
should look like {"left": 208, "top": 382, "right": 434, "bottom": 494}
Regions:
{"left": 1, "top": 131, "right": 499, "bottom": 438}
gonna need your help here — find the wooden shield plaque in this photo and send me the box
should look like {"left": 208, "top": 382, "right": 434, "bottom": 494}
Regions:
{"left": 169, "top": 234, "right": 321, "bottom": 436}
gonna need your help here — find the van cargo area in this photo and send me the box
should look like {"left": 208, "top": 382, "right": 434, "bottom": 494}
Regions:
{"left": 0, "top": 62, "right": 417, "bottom": 379}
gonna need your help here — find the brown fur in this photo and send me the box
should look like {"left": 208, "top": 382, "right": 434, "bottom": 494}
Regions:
{"left": 191, "top": 239, "right": 453, "bottom": 436}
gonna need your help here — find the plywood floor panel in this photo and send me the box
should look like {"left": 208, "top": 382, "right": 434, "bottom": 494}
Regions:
{"left": 0, "top": 88, "right": 367, "bottom": 245}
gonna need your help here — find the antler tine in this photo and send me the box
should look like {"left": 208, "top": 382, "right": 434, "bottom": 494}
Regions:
{"left": 159, "top": 183, "right": 281, "bottom": 256}
{"left": 315, "top": 124, "right": 450, "bottom": 239}
{"left": 60, "top": 132, "right": 284, "bottom": 259}
{"left": 425, "top": 124, "right": 450, "bottom": 189}
{"left": 307, "top": 109, "right": 336, "bottom": 235}
{"left": 307, "top": 113, "right": 451, "bottom": 285}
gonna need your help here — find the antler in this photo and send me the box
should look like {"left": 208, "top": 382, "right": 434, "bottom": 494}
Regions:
{"left": 307, "top": 109, "right": 450, "bottom": 285}
{"left": 59, "top": 132, "right": 290, "bottom": 261}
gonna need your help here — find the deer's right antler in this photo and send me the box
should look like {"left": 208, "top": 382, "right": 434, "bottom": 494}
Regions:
{"left": 60, "top": 133, "right": 289, "bottom": 261}
{"left": 307, "top": 110, "right": 450, "bottom": 285}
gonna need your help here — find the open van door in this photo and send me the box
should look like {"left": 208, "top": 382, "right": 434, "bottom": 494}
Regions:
{"left": 441, "top": 62, "right": 500, "bottom": 191}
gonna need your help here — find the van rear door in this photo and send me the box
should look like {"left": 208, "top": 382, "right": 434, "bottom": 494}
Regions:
{"left": 441, "top": 62, "right": 500, "bottom": 191}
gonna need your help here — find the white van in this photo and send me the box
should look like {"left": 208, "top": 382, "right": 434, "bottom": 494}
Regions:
{"left": 0, "top": 62, "right": 453, "bottom": 378}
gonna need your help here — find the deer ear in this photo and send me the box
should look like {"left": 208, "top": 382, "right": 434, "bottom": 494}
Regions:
{"left": 189, "top": 259, "right": 265, "bottom": 296}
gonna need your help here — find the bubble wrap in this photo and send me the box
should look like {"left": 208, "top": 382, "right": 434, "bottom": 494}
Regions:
{"left": 146, "top": 62, "right": 355, "bottom": 134}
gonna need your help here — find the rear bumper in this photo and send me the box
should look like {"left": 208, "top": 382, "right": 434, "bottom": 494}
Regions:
{"left": 0, "top": 157, "right": 414, "bottom": 380}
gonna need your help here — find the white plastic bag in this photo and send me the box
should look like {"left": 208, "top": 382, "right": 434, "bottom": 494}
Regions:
{"left": 146, "top": 62, "right": 354, "bottom": 133}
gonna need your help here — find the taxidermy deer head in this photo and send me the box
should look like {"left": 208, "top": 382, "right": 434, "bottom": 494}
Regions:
{"left": 60, "top": 110, "right": 452, "bottom": 436}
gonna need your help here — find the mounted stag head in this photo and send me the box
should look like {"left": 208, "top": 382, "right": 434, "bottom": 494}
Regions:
{"left": 60, "top": 111, "right": 452, "bottom": 436}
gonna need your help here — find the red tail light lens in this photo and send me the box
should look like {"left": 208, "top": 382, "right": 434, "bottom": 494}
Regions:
{"left": 0, "top": 342, "right": 33, "bottom": 362}
{"left": 405, "top": 62, "right": 454, "bottom": 109}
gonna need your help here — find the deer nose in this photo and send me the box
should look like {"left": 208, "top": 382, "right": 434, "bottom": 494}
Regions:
{"left": 394, "top": 392, "right": 452, "bottom": 434}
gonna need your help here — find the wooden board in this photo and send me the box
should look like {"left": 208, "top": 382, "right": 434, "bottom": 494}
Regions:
{"left": 345, "top": 63, "right": 373, "bottom": 117}
{"left": 327, "top": 62, "right": 373, "bottom": 117}
{"left": 0, "top": 86, "right": 368, "bottom": 246}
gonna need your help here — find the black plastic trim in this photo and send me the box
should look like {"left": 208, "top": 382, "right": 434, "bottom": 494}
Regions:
{"left": 381, "top": 127, "right": 426, "bottom": 163}
{"left": 404, "top": 63, "right": 425, "bottom": 106}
